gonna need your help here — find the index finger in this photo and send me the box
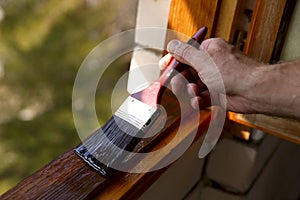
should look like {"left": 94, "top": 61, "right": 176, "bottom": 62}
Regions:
{"left": 158, "top": 53, "right": 173, "bottom": 70}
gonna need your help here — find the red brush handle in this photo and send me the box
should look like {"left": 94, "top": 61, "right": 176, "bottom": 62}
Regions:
{"left": 131, "top": 27, "right": 208, "bottom": 107}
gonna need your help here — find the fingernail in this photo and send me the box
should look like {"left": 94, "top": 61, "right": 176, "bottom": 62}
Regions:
{"left": 158, "top": 59, "right": 164, "bottom": 70}
{"left": 159, "top": 54, "right": 172, "bottom": 70}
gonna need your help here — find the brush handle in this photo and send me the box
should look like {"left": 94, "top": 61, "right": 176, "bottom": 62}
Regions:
{"left": 131, "top": 27, "right": 208, "bottom": 107}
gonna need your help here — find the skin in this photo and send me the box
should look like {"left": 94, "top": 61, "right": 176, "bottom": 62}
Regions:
{"left": 160, "top": 38, "right": 300, "bottom": 120}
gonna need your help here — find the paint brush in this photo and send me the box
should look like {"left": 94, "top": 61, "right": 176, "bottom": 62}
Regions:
{"left": 75, "top": 27, "right": 208, "bottom": 177}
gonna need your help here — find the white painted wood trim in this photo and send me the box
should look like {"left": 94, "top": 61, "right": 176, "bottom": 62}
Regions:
{"left": 127, "top": 0, "right": 172, "bottom": 94}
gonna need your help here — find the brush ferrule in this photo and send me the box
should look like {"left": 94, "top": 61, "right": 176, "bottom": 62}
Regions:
{"left": 115, "top": 96, "right": 157, "bottom": 130}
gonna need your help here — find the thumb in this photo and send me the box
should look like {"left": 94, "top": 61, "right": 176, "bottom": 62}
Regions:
{"left": 167, "top": 39, "right": 198, "bottom": 66}
{"left": 167, "top": 39, "right": 212, "bottom": 75}
{"left": 167, "top": 40, "right": 224, "bottom": 93}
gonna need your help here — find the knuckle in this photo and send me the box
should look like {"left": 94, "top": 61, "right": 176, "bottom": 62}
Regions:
{"left": 171, "top": 73, "right": 185, "bottom": 85}
{"left": 180, "top": 44, "right": 194, "bottom": 61}
{"left": 202, "top": 38, "right": 231, "bottom": 55}
{"left": 208, "top": 39, "right": 224, "bottom": 52}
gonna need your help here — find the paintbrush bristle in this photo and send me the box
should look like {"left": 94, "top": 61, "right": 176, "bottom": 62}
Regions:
{"left": 75, "top": 96, "right": 160, "bottom": 177}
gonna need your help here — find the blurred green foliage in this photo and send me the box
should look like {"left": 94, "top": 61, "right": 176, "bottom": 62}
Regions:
{"left": 0, "top": 0, "right": 136, "bottom": 194}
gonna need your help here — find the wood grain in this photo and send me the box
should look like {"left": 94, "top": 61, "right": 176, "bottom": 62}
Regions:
{"left": 243, "top": 0, "right": 287, "bottom": 62}
{"left": 167, "top": 0, "right": 219, "bottom": 38}
{"left": 1, "top": 150, "right": 106, "bottom": 200}
{"left": 214, "top": 0, "right": 242, "bottom": 42}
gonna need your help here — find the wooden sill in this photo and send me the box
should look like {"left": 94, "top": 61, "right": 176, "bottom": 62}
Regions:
{"left": 228, "top": 112, "right": 300, "bottom": 144}
{"left": 2, "top": 90, "right": 211, "bottom": 200}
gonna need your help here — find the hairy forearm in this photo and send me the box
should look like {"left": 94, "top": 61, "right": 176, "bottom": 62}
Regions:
{"left": 244, "top": 61, "right": 300, "bottom": 119}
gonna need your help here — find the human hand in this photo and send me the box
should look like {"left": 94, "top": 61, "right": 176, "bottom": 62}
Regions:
{"left": 160, "top": 38, "right": 264, "bottom": 113}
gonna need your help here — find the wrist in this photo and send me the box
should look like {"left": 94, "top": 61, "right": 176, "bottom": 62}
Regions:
{"left": 233, "top": 64, "right": 265, "bottom": 97}
{"left": 235, "top": 64, "right": 271, "bottom": 113}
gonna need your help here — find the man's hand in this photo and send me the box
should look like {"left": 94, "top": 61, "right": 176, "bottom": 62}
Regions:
{"left": 160, "top": 38, "right": 263, "bottom": 113}
{"left": 161, "top": 38, "right": 300, "bottom": 120}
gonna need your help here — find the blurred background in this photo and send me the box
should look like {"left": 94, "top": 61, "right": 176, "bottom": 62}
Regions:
{"left": 0, "top": 0, "right": 137, "bottom": 194}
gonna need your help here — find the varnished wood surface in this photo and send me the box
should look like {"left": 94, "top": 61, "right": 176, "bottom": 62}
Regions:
{"left": 243, "top": 0, "right": 287, "bottom": 62}
{"left": 167, "top": 0, "right": 219, "bottom": 38}
{"left": 214, "top": 0, "right": 242, "bottom": 42}
{"left": 1, "top": 150, "right": 106, "bottom": 200}
{"left": 228, "top": 112, "right": 300, "bottom": 144}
